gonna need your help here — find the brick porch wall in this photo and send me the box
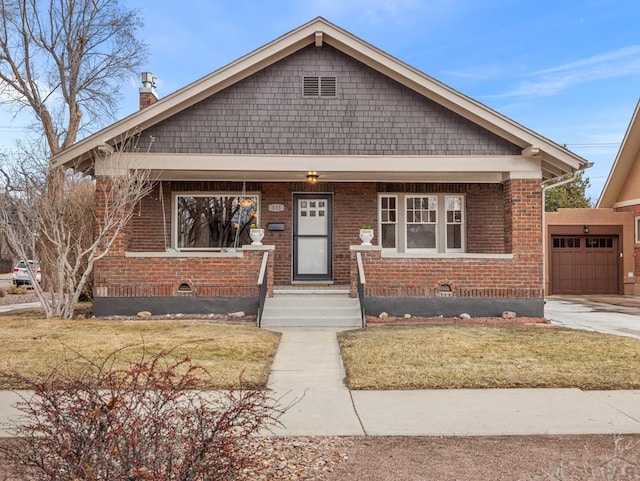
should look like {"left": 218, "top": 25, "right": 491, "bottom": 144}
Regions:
{"left": 93, "top": 253, "right": 271, "bottom": 299}
{"left": 94, "top": 177, "right": 273, "bottom": 302}
{"left": 351, "top": 179, "right": 543, "bottom": 299}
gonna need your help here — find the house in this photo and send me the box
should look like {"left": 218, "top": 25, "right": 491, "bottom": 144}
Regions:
{"left": 51, "top": 18, "right": 587, "bottom": 318}
{"left": 544, "top": 101, "right": 640, "bottom": 297}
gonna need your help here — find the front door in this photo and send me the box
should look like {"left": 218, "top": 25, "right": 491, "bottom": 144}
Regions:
{"left": 293, "top": 194, "right": 333, "bottom": 282}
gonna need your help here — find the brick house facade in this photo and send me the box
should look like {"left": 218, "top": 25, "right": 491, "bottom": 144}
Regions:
{"left": 52, "top": 18, "right": 587, "bottom": 318}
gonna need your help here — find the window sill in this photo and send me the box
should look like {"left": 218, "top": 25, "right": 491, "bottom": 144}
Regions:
{"left": 125, "top": 250, "right": 244, "bottom": 258}
{"left": 381, "top": 252, "right": 514, "bottom": 260}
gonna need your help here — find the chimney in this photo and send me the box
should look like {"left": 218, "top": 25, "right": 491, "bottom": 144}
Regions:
{"left": 139, "top": 72, "right": 158, "bottom": 109}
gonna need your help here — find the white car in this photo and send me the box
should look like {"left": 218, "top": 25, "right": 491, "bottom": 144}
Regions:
{"left": 12, "top": 260, "right": 42, "bottom": 287}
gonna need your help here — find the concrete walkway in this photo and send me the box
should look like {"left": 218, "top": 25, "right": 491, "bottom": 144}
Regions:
{"left": 266, "top": 328, "right": 640, "bottom": 436}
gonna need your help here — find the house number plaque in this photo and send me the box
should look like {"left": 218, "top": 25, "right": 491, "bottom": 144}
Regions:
{"left": 268, "top": 204, "right": 285, "bottom": 212}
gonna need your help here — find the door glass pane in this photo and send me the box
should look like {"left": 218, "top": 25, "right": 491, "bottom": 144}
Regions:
{"left": 298, "top": 200, "right": 327, "bottom": 235}
{"left": 298, "top": 238, "right": 327, "bottom": 274}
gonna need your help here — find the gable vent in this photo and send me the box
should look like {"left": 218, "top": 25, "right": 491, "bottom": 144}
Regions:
{"left": 303, "top": 76, "right": 336, "bottom": 97}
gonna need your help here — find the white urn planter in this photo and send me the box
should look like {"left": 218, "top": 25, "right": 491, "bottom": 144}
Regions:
{"left": 250, "top": 228, "right": 265, "bottom": 245}
{"left": 359, "top": 228, "right": 374, "bottom": 246}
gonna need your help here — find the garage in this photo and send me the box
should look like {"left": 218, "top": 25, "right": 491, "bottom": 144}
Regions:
{"left": 550, "top": 235, "right": 619, "bottom": 295}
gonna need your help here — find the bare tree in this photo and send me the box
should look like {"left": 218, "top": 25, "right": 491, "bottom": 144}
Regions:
{"left": 0, "top": 0, "right": 148, "bottom": 154}
{"left": 0, "top": 136, "right": 155, "bottom": 318}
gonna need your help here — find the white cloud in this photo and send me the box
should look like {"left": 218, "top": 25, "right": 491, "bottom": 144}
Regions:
{"left": 497, "top": 45, "right": 640, "bottom": 99}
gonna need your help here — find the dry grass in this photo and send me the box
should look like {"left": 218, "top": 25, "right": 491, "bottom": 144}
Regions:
{"left": 0, "top": 309, "right": 281, "bottom": 389}
{"left": 338, "top": 323, "right": 640, "bottom": 390}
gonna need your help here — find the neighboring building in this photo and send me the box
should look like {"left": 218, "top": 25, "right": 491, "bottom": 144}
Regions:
{"left": 545, "top": 101, "right": 640, "bottom": 296}
{"left": 52, "top": 18, "right": 587, "bottom": 317}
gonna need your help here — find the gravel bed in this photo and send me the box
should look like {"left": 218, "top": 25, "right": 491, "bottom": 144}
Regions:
{"left": 0, "top": 291, "right": 39, "bottom": 307}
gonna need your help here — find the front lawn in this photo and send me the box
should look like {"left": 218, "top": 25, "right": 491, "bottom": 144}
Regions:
{"left": 0, "top": 310, "right": 280, "bottom": 389}
{"left": 338, "top": 323, "right": 640, "bottom": 390}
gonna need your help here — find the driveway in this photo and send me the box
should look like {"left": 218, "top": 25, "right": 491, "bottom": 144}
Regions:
{"left": 545, "top": 296, "right": 640, "bottom": 339}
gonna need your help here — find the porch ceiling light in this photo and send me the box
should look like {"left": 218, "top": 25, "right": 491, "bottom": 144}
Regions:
{"left": 306, "top": 171, "right": 319, "bottom": 184}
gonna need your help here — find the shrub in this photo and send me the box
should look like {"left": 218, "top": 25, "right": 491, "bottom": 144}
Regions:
{"left": 544, "top": 435, "right": 639, "bottom": 480}
{"left": 7, "top": 284, "right": 27, "bottom": 295}
{"left": 1, "top": 350, "right": 286, "bottom": 480}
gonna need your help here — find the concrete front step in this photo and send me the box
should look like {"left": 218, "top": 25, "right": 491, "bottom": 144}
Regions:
{"left": 260, "top": 292, "right": 362, "bottom": 328}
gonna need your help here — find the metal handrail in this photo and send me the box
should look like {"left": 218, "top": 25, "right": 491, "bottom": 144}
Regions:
{"left": 356, "top": 252, "right": 366, "bottom": 328}
{"left": 257, "top": 251, "right": 269, "bottom": 327}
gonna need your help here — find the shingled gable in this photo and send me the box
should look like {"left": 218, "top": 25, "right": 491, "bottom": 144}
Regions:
{"left": 597, "top": 100, "right": 640, "bottom": 208}
{"left": 51, "top": 16, "right": 586, "bottom": 179}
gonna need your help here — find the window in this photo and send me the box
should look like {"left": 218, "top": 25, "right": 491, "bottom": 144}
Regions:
{"left": 175, "top": 193, "right": 259, "bottom": 249}
{"left": 445, "top": 196, "right": 464, "bottom": 252}
{"left": 406, "top": 196, "right": 437, "bottom": 251}
{"left": 379, "top": 195, "right": 397, "bottom": 249}
{"left": 378, "top": 193, "right": 465, "bottom": 253}
{"left": 636, "top": 217, "right": 640, "bottom": 243}
{"left": 553, "top": 237, "right": 581, "bottom": 248}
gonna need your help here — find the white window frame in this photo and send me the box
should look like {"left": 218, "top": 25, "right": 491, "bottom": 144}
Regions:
{"left": 173, "top": 192, "right": 260, "bottom": 251}
{"left": 445, "top": 195, "right": 465, "bottom": 253}
{"left": 404, "top": 195, "right": 438, "bottom": 253}
{"left": 379, "top": 194, "right": 398, "bottom": 252}
{"left": 377, "top": 193, "right": 466, "bottom": 254}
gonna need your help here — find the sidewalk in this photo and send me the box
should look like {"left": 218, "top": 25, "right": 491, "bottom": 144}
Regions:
{"left": 266, "top": 328, "right": 640, "bottom": 436}
{"left": 2, "top": 327, "right": 640, "bottom": 437}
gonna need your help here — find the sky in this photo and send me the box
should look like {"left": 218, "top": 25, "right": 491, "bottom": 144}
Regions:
{"left": 2, "top": 0, "right": 640, "bottom": 202}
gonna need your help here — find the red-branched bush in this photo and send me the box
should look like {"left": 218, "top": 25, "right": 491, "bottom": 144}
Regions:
{"left": 1, "top": 351, "right": 285, "bottom": 480}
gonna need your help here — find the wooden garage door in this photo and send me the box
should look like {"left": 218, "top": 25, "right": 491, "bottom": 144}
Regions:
{"left": 550, "top": 236, "right": 618, "bottom": 295}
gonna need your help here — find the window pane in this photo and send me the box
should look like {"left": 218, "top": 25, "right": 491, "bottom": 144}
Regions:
{"left": 407, "top": 224, "right": 436, "bottom": 249}
{"left": 447, "top": 224, "right": 462, "bottom": 249}
{"left": 446, "top": 197, "right": 461, "bottom": 211}
{"left": 177, "top": 195, "right": 257, "bottom": 248}
{"left": 382, "top": 224, "right": 396, "bottom": 248}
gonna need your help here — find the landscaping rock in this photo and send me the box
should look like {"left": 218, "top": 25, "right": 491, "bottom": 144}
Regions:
{"left": 459, "top": 313, "right": 471, "bottom": 320}
{"left": 137, "top": 311, "right": 152, "bottom": 319}
{"left": 502, "top": 311, "right": 517, "bottom": 319}
{"left": 378, "top": 312, "right": 389, "bottom": 320}
{"left": 403, "top": 313, "right": 412, "bottom": 319}
{"left": 229, "top": 311, "right": 245, "bottom": 318}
